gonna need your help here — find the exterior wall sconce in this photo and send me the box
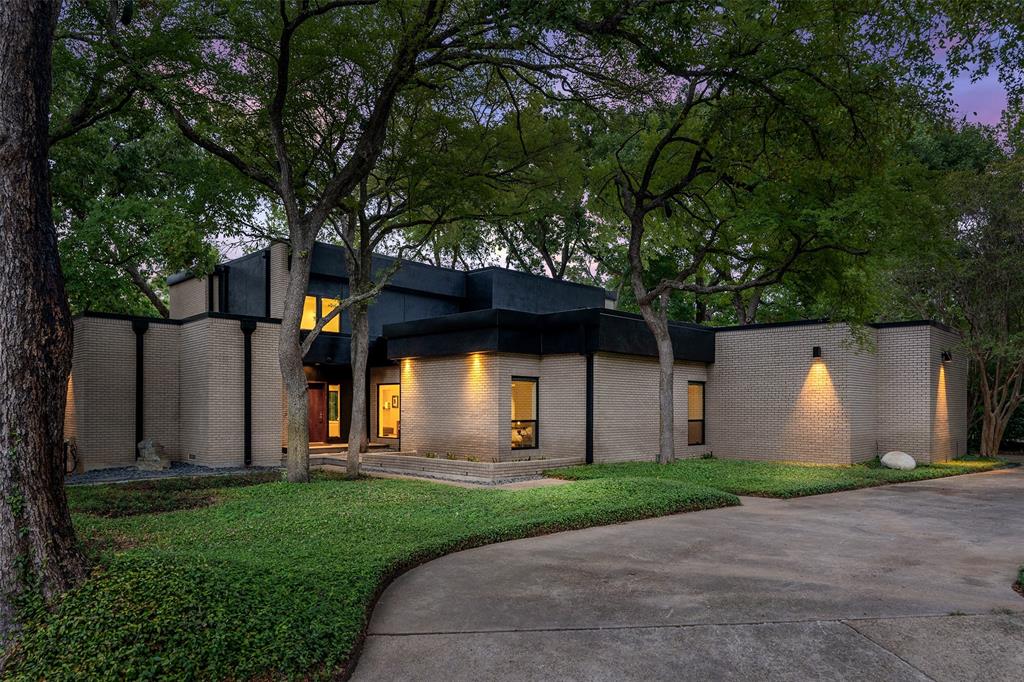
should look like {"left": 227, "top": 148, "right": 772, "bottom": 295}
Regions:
{"left": 941, "top": 350, "right": 952, "bottom": 363}
{"left": 812, "top": 346, "right": 822, "bottom": 358}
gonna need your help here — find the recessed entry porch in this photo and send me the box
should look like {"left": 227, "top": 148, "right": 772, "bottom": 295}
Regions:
{"left": 303, "top": 362, "right": 401, "bottom": 449}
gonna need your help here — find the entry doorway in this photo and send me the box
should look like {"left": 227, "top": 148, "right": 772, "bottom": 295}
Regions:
{"left": 307, "top": 383, "right": 327, "bottom": 443}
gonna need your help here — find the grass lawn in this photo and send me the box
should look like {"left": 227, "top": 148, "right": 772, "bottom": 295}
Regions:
{"left": 4, "top": 474, "right": 737, "bottom": 681}
{"left": 545, "top": 457, "right": 1002, "bottom": 498}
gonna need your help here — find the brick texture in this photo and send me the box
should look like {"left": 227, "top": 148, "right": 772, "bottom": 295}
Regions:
{"left": 398, "top": 353, "right": 501, "bottom": 460}
{"left": 593, "top": 353, "right": 708, "bottom": 463}
{"left": 169, "top": 276, "right": 207, "bottom": 319}
{"left": 69, "top": 315, "right": 282, "bottom": 470}
{"left": 268, "top": 241, "right": 290, "bottom": 318}
{"left": 69, "top": 315, "right": 966, "bottom": 471}
{"left": 708, "top": 323, "right": 969, "bottom": 465}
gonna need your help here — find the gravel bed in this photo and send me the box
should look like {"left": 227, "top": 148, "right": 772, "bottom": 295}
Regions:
{"left": 66, "top": 462, "right": 281, "bottom": 486}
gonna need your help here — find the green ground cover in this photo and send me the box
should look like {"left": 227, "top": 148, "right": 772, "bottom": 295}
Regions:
{"left": 545, "top": 457, "right": 1001, "bottom": 498}
{"left": 5, "top": 474, "right": 737, "bottom": 680}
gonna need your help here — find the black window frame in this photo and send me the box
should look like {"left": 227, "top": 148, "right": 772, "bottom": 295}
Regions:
{"left": 687, "top": 381, "right": 706, "bottom": 446}
{"left": 377, "top": 383, "right": 400, "bottom": 439}
{"left": 511, "top": 375, "right": 539, "bottom": 450}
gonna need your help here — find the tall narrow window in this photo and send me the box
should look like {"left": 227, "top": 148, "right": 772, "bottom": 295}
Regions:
{"left": 300, "top": 295, "right": 318, "bottom": 330}
{"left": 321, "top": 298, "right": 341, "bottom": 333}
{"left": 511, "top": 377, "right": 538, "bottom": 449}
{"left": 328, "top": 384, "right": 341, "bottom": 438}
{"left": 378, "top": 384, "right": 400, "bottom": 438}
{"left": 688, "top": 381, "right": 705, "bottom": 446}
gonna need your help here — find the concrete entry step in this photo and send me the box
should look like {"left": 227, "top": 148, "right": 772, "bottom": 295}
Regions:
{"left": 310, "top": 451, "right": 583, "bottom": 484}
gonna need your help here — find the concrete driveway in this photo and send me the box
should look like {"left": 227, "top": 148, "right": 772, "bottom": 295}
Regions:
{"left": 353, "top": 469, "right": 1024, "bottom": 681}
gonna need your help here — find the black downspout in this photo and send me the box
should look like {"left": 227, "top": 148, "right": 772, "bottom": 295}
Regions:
{"left": 132, "top": 319, "right": 149, "bottom": 459}
{"left": 219, "top": 266, "right": 229, "bottom": 314}
{"left": 585, "top": 351, "right": 594, "bottom": 464}
{"left": 241, "top": 319, "right": 256, "bottom": 466}
{"left": 263, "top": 249, "right": 272, "bottom": 318}
{"left": 207, "top": 275, "right": 214, "bottom": 312}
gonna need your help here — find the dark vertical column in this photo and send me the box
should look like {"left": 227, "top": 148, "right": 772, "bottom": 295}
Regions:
{"left": 219, "top": 266, "right": 230, "bottom": 314}
{"left": 585, "top": 352, "right": 594, "bottom": 464}
{"left": 207, "top": 275, "right": 214, "bottom": 312}
{"left": 263, "top": 249, "right": 272, "bottom": 318}
{"left": 241, "top": 319, "right": 256, "bottom": 466}
{"left": 132, "top": 319, "right": 149, "bottom": 459}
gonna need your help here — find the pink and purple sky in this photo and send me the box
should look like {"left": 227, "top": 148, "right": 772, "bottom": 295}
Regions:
{"left": 951, "top": 70, "right": 1007, "bottom": 125}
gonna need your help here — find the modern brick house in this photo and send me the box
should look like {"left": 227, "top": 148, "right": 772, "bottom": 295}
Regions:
{"left": 65, "top": 241, "right": 968, "bottom": 473}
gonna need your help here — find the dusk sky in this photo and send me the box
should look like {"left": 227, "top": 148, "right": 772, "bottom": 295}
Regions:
{"left": 951, "top": 70, "right": 1008, "bottom": 125}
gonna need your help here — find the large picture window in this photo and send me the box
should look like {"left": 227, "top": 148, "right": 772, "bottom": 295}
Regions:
{"left": 511, "top": 377, "right": 538, "bottom": 449}
{"left": 378, "top": 384, "right": 400, "bottom": 439}
{"left": 688, "top": 381, "right": 705, "bottom": 446}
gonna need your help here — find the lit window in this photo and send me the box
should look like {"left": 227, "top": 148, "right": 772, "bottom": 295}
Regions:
{"left": 321, "top": 298, "right": 340, "bottom": 333}
{"left": 301, "top": 296, "right": 318, "bottom": 330}
{"left": 688, "top": 381, "right": 705, "bottom": 446}
{"left": 511, "top": 377, "right": 538, "bottom": 449}
{"left": 328, "top": 384, "right": 341, "bottom": 438}
{"left": 378, "top": 384, "right": 400, "bottom": 438}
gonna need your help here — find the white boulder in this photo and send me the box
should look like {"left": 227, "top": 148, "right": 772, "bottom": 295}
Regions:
{"left": 881, "top": 451, "right": 916, "bottom": 471}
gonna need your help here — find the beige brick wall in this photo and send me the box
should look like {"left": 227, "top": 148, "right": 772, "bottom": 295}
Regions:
{"left": 268, "top": 241, "right": 290, "bottom": 318}
{"left": 929, "top": 326, "right": 969, "bottom": 461}
{"left": 398, "top": 353, "right": 501, "bottom": 460}
{"left": 68, "top": 314, "right": 966, "bottom": 471}
{"left": 393, "top": 353, "right": 588, "bottom": 462}
{"left": 875, "top": 326, "right": 932, "bottom": 461}
{"left": 179, "top": 317, "right": 283, "bottom": 467}
{"left": 707, "top": 324, "right": 868, "bottom": 465}
{"left": 370, "top": 365, "right": 401, "bottom": 446}
{"left": 66, "top": 317, "right": 181, "bottom": 471}
{"left": 68, "top": 315, "right": 284, "bottom": 471}
{"left": 169, "top": 276, "right": 208, "bottom": 319}
{"left": 66, "top": 317, "right": 137, "bottom": 470}
{"left": 708, "top": 323, "right": 968, "bottom": 465}
{"left": 143, "top": 324, "right": 181, "bottom": 456}
{"left": 593, "top": 353, "right": 708, "bottom": 463}
{"left": 496, "top": 354, "right": 586, "bottom": 461}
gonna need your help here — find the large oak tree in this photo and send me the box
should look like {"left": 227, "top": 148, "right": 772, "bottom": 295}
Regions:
{"left": 0, "top": 0, "right": 86, "bottom": 644}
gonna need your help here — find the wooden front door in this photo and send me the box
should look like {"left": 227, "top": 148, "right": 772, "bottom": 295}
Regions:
{"left": 307, "top": 384, "right": 327, "bottom": 443}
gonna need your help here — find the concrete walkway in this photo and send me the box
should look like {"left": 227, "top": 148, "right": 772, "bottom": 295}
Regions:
{"left": 353, "top": 468, "right": 1024, "bottom": 681}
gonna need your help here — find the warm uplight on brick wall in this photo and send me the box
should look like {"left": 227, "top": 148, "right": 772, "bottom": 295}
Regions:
{"left": 789, "top": 357, "right": 843, "bottom": 451}
{"left": 934, "top": 362, "right": 951, "bottom": 456}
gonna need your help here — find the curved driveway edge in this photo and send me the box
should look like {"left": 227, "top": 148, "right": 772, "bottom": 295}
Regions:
{"left": 353, "top": 469, "right": 1024, "bottom": 681}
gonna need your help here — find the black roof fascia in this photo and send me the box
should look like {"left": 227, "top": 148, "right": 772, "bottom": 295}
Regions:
{"left": 713, "top": 317, "right": 956, "bottom": 335}
{"left": 301, "top": 332, "right": 393, "bottom": 367}
{"left": 383, "top": 308, "right": 715, "bottom": 363}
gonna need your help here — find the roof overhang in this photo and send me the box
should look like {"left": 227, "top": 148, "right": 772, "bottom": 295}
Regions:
{"left": 383, "top": 308, "right": 715, "bottom": 363}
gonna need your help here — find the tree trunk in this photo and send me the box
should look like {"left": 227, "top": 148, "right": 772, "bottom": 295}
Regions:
{"left": 979, "top": 401, "right": 1015, "bottom": 456}
{"left": 280, "top": 237, "right": 313, "bottom": 483}
{"left": 344, "top": 218, "right": 372, "bottom": 477}
{"left": 347, "top": 303, "right": 369, "bottom": 477}
{"left": 637, "top": 298, "right": 676, "bottom": 464}
{"left": 0, "top": 0, "right": 87, "bottom": 644}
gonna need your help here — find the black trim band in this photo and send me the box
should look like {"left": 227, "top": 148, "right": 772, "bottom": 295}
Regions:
{"left": 585, "top": 352, "right": 594, "bottom": 464}
{"left": 263, "top": 249, "right": 272, "bottom": 318}
{"left": 241, "top": 319, "right": 257, "bottom": 466}
{"left": 132, "top": 319, "right": 149, "bottom": 459}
